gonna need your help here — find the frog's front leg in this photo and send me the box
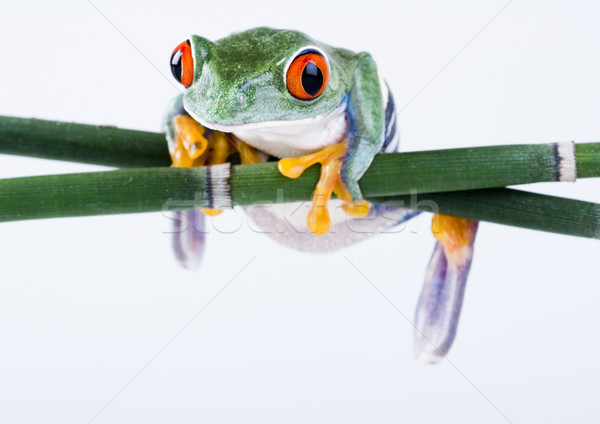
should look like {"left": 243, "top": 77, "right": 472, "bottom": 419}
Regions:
{"left": 169, "top": 114, "right": 232, "bottom": 217}
{"left": 279, "top": 141, "right": 368, "bottom": 235}
{"left": 163, "top": 96, "right": 204, "bottom": 269}
{"left": 170, "top": 114, "right": 209, "bottom": 167}
{"left": 414, "top": 215, "right": 479, "bottom": 364}
{"left": 279, "top": 53, "right": 384, "bottom": 235}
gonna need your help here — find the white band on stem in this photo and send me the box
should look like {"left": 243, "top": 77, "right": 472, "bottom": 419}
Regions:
{"left": 555, "top": 141, "right": 577, "bottom": 182}
{"left": 208, "top": 163, "right": 232, "bottom": 209}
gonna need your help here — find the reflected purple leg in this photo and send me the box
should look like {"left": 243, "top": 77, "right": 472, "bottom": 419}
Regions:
{"left": 172, "top": 209, "right": 206, "bottom": 270}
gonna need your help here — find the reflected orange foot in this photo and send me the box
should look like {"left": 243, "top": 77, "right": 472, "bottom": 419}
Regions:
{"left": 278, "top": 142, "right": 370, "bottom": 235}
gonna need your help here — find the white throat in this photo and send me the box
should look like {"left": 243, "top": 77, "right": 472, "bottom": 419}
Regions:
{"left": 188, "top": 103, "right": 348, "bottom": 158}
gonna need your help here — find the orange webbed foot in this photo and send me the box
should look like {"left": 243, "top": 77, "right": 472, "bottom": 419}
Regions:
{"left": 171, "top": 115, "right": 209, "bottom": 168}
{"left": 170, "top": 116, "right": 237, "bottom": 216}
{"left": 278, "top": 142, "right": 370, "bottom": 235}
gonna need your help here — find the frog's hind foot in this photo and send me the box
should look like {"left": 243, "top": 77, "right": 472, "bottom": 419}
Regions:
{"left": 414, "top": 215, "right": 479, "bottom": 364}
{"left": 278, "top": 142, "right": 370, "bottom": 235}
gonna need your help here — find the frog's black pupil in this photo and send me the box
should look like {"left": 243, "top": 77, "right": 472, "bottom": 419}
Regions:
{"left": 302, "top": 61, "right": 323, "bottom": 96}
{"left": 170, "top": 49, "right": 183, "bottom": 83}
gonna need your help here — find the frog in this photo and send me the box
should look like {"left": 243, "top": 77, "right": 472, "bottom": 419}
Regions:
{"left": 163, "top": 27, "right": 478, "bottom": 364}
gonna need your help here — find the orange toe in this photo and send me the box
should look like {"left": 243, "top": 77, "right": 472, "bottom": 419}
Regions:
{"left": 278, "top": 142, "right": 369, "bottom": 235}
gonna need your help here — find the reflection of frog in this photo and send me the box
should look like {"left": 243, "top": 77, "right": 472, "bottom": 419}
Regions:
{"left": 163, "top": 27, "right": 478, "bottom": 364}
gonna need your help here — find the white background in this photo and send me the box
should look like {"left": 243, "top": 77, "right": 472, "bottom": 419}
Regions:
{"left": 1, "top": 1, "right": 599, "bottom": 423}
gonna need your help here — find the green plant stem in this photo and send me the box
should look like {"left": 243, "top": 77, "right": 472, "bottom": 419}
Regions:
{"left": 0, "top": 115, "right": 598, "bottom": 239}
{"left": 0, "top": 166, "right": 598, "bottom": 240}
{"left": 230, "top": 144, "right": 596, "bottom": 205}
{"left": 373, "top": 190, "right": 600, "bottom": 239}
{"left": 0, "top": 115, "right": 170, "bottom": 167}
{"left": 0, "top": 168, "right": 209, "bottom": 221}
{"left": 1, "top": 116, "right": 599, "bottom": 184}
{"left": 576, "top": 143, "right": 600, "bottom": 178}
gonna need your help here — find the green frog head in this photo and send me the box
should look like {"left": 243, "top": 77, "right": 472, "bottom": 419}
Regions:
{"left": 170, "top": 27, "right": 358, "bottom": 129}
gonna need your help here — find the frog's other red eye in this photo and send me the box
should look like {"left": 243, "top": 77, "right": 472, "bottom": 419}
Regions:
{"left": 171, "top": 40, "right": 194, "bottom": 87}
{"left": 286, "top": 51, "right": 329, "bottom": 100}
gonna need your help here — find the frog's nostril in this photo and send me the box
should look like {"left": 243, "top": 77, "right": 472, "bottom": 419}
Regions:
{"left": 237, "top": 93, "right": 246, "bottom": 104}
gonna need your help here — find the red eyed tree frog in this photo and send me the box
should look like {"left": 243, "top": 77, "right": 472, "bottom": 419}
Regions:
{"left": 163, "top": 27, "right": 478, "bottom": 364}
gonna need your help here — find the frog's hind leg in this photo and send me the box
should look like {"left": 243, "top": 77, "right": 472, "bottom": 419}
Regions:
{"left": 414, "top": 215, "right": 479, "bottom": 364}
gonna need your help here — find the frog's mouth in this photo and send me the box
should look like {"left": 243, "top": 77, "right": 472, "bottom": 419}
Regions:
{"left": 185, "top": 100, "right": 345, "bottom": 133}
{"left": 185, "top": 102, "right": 348, "bottom": 158}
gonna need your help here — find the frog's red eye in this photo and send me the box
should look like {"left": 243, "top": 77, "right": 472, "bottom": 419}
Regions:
{"left": 286, "top": 52, "right": 329, "bottom": 100}
{"left": 170, "top": 40, "right": 194, "bottom": 88}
